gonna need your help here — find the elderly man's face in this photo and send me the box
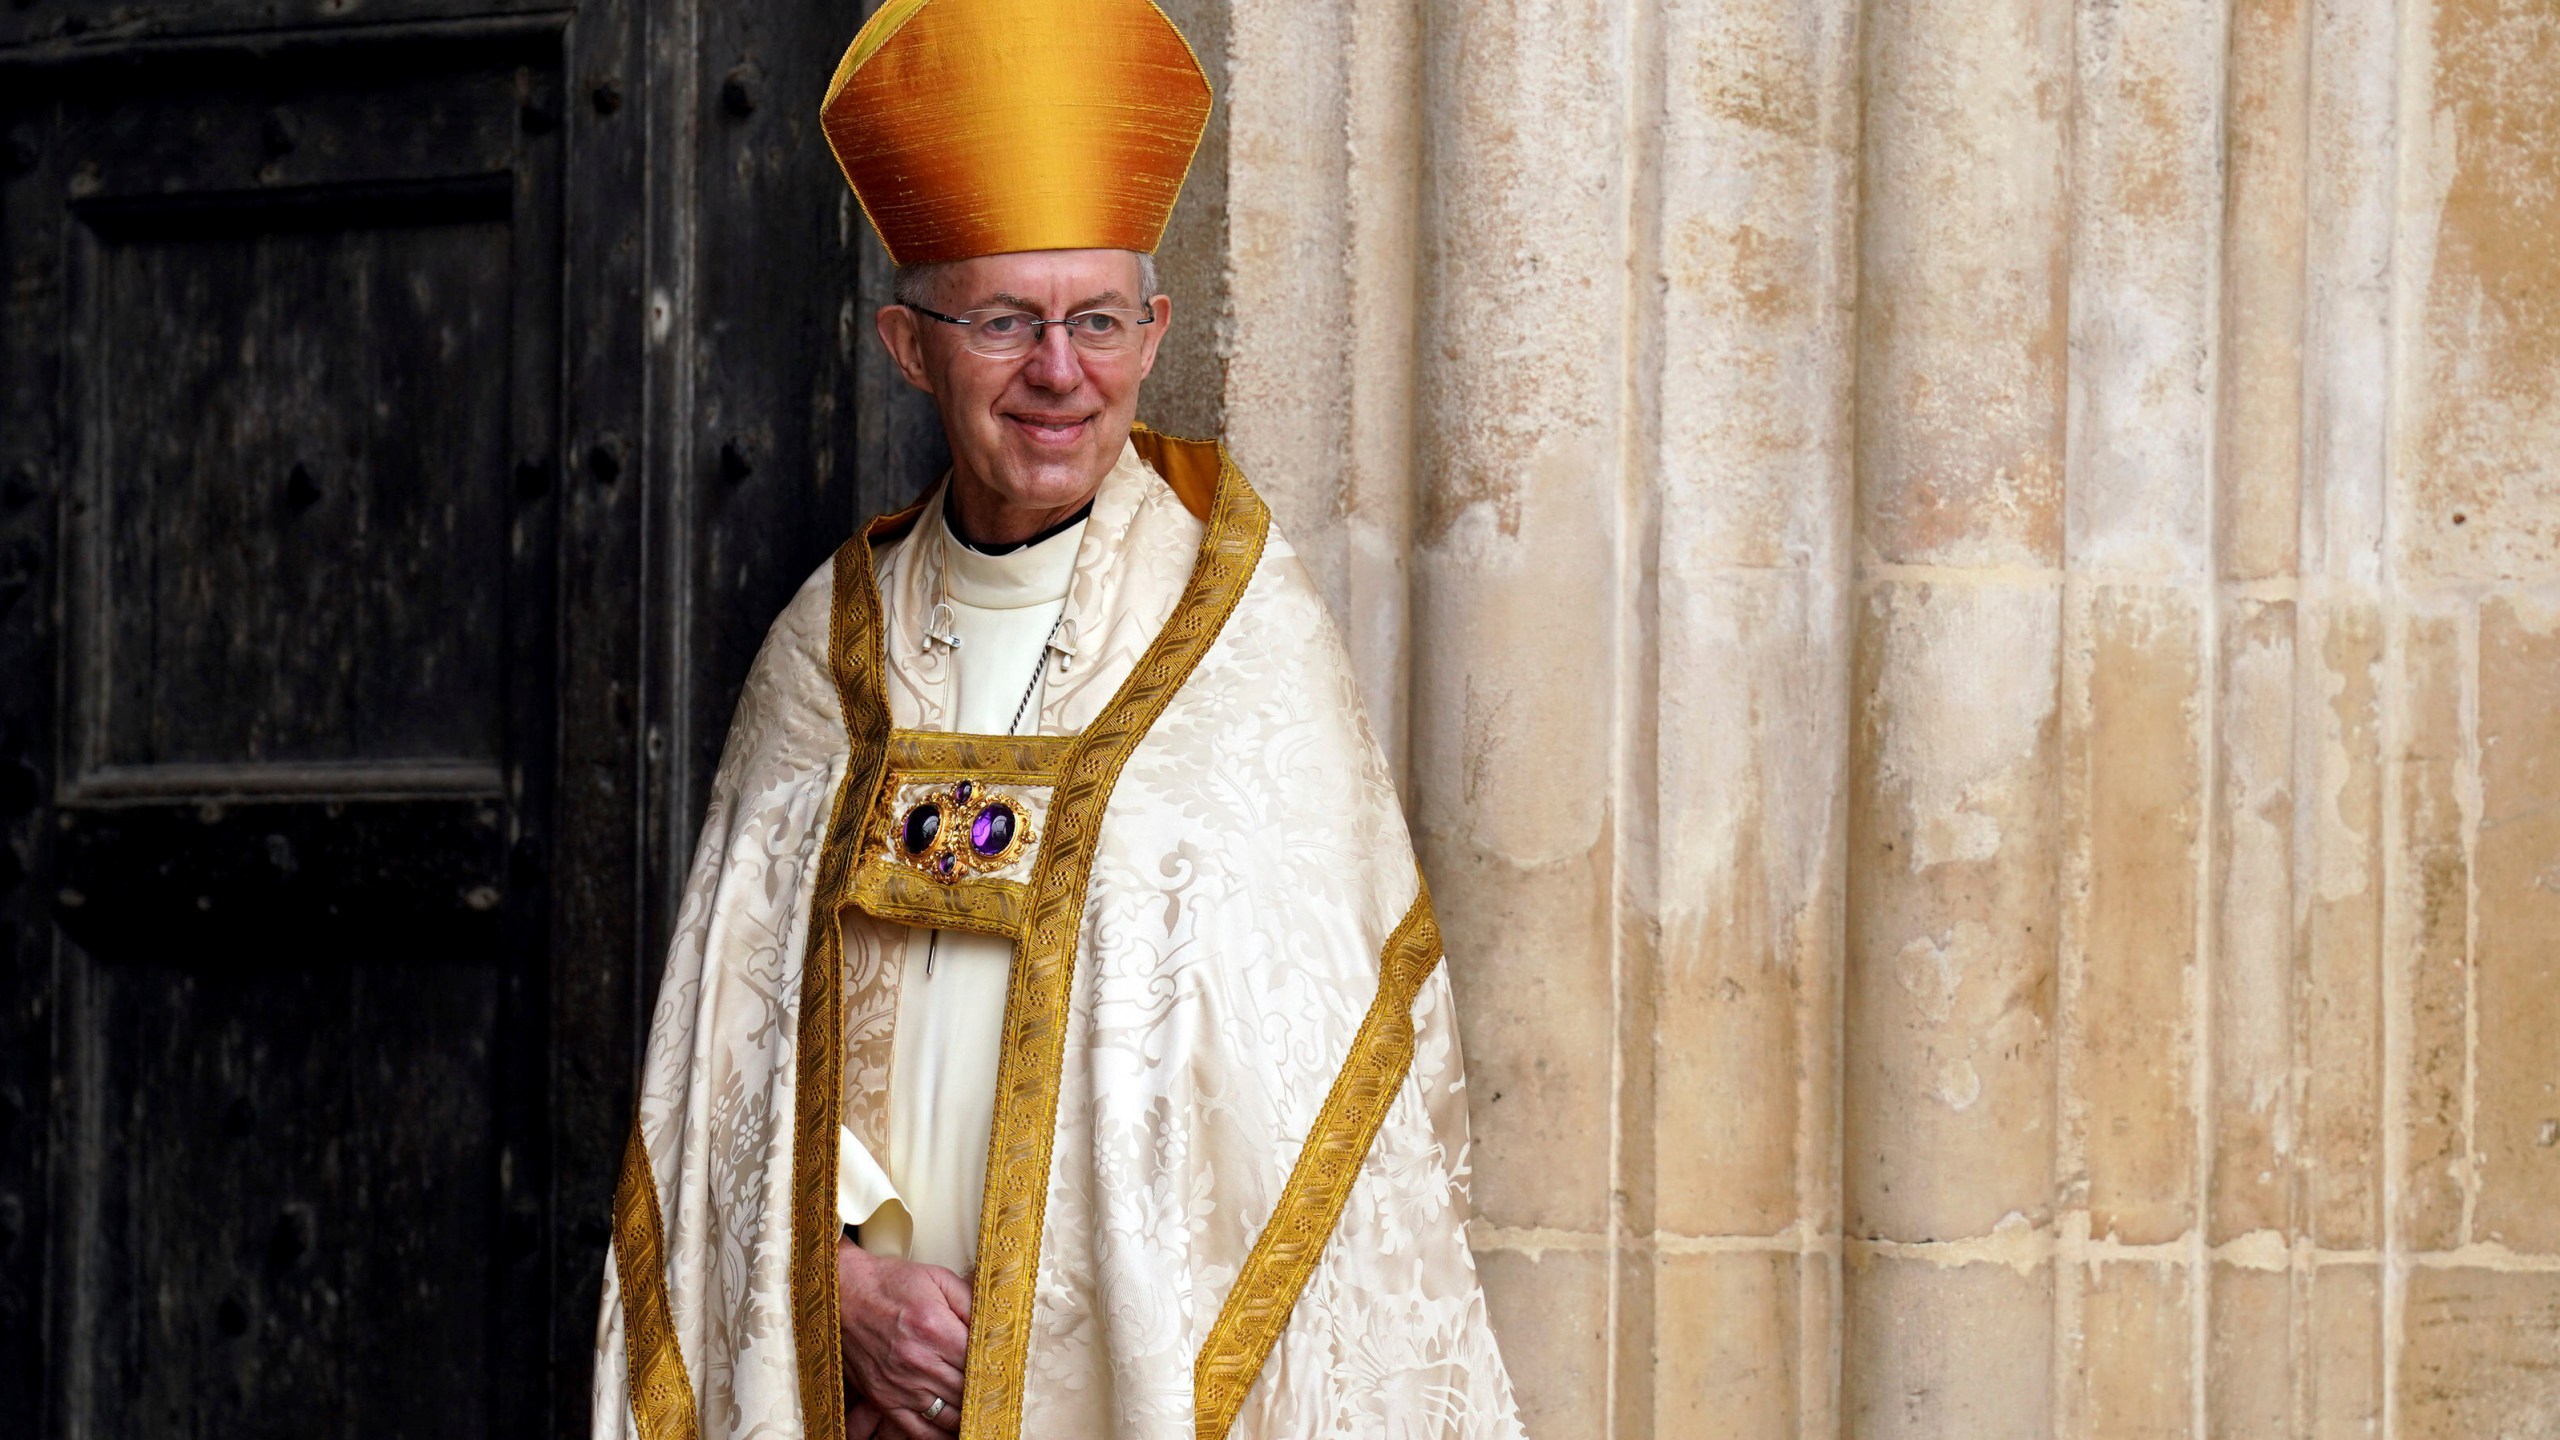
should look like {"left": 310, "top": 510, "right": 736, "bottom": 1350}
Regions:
{"left": 876, "top": 248, "right": 1170, "bottom": 544}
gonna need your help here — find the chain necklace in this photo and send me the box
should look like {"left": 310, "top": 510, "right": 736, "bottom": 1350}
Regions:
{"left": 1007, "top": 615, "right": 1068, "bottom": 736}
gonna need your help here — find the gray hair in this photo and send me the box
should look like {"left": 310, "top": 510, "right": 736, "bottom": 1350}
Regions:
{"left": 892, "top": 250, "right": 1161, "bottom": 310}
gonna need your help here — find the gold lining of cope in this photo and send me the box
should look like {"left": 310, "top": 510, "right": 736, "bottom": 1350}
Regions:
{"left": 611, "top": 1113, "right": 703, "bottom": 1440}
{"left": 959, "top": 436, "right": 1270, "bottom": 1440}
{"left": 1191, "top": 883, "right": 1445, "bottom": 1439}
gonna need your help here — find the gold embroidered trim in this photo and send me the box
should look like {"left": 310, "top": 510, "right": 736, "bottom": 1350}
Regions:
{"left": 849, "top": 731, "right": 1065, "bottom": 938}
{"left": 612, "top": 1113, "right": 702, "bottom": 1440}
{"left": 850, "top": 862, "right": 1032, "bottom": 938}
{"left": 959, "top": 441, "right": 1271, "bottom": 1440}
{"left": 1191, "top": 882, "right": 1445, "bottom": 1438}
{"left": 788, "top": 506, "right": 911, "bottom": 1438}
{"left": 884, "top": 730, "right": 1075, "bottom": 782}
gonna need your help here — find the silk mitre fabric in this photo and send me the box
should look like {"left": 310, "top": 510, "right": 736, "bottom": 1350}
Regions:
{"left": 591, "top": 441, "right": 1523, "bottom": 1438}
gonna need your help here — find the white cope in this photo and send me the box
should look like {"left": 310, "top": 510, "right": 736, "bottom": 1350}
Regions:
{"left": 834, "top": 497, "right": 1087, "bottom": 1271}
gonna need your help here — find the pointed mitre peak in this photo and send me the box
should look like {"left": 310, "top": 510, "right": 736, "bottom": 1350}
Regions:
{"left": 820, "top": 0, "right": 1213, "bottom": 265}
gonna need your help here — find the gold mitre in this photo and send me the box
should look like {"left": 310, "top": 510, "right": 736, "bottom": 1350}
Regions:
{"left": 820, "top": 0, "right": 1212, "bottom": 265}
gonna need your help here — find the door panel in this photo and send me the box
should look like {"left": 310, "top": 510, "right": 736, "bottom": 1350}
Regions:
{"left": 0, "top": 0, "right": 565, "bottom": 50}
{"left": 7, "top": 23, "right": 563, "bottom": 1435}
{"left": 73, "top": 179, "right": 514, "bottom": 781}
{"left": 0, "top": 0, "right": 967, "bottom": 1428}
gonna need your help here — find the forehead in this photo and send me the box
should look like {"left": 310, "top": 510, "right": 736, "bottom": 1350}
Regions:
{"left": 942, "top": 248, "right": 1144, "bottom": 305}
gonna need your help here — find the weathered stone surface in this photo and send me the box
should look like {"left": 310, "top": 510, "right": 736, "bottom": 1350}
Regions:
{"left": 1855, "top": 0, "right": 2069, "bottom": 568}
{"left": 2061, "top": 584, "right": 2201, "bottom": 1243}
{"left": 1848, "top": 581, "right": 2060, "bottom": 1240}
{"left": 2393, "top": 605, "right": 2471, "bottom": 1251}
{"left": 1405, "top": 0, "right": 1628, "bottom": 1248}
{"left": 2212, "top": 598, "right": 2298, "bottom": 1243}
{"left": 2207, "top": 1264, "right": 2292, "bottom": 1435}
{"left": 1141, "top": 0, "right": 1229, "bottom": 445}
{"left": 2395, "top": 0, "right": 2560, "bottom": 583}
{"left": 1844, "top": 1256, "right": 2053, "bottom": 1437}
{"left": 1655, "top": 0, "right": 1859, "bottom": 572}
{"left": 2215, "top": 0, "right": 2309, "bottom": 580}
{"left": 1431, "top": 839, "right": 1615, "bottom": 1234}
{"left": 2474, "top": 595, "right": 2560, "bottom": 1250}
{"left": 2064, "top": 0, "right": 2220, "bottom": 576}
{"left": 1653, "top": 1251, "right": 1823, "bottom": 1437}
{"left": 1476, "top": 1246, "right": 1610, "bottom": 1438}
{"left": 2308, "top": 1264, "right": 2382, "bottom": 1437}
{"left": 2401, "top": 1268, "right": 2560, "bottom": 1437}
{"left": 1207, "top": 0, "right": 2560, "bottom": 1428}
{"left": 2302, "top": 599, "right": 2384, "bottom": 1248}
{"left": 1654, "top": 570, "right": 1842, "bottom": 1237}
{"left": 2062, "top": 1259, "right": 2193, "bottom": 1438}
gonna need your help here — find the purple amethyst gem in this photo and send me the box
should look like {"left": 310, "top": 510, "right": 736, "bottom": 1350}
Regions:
{"left": 969, "top": 802, "right": 1017, "bottom": 857}
{"left": 952, "top": 780, "right": 974, "bottom": 805}
{"left": 900, "top": 802, "right": 941, "bottom": 855}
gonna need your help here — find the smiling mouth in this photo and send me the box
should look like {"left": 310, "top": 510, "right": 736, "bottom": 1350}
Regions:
{"left": 1007, "top": 413, "right": 1092, "bottom": 445}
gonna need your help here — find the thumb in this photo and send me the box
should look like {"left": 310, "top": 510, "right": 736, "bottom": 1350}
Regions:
{"left": 934, "top": 1266, "right": 974, "bottom": 1326}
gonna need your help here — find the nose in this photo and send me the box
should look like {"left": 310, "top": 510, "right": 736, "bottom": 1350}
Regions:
{"left": 1019, "top": 321, "right": 1084, "bottom": 391}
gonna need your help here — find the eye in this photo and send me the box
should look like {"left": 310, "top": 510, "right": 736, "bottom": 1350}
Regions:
{"left": 1071, "top": 312, "right": 1122, "bottom": 336}
{"left": 978, "top": 313, "right": 1032, "bottom": 336}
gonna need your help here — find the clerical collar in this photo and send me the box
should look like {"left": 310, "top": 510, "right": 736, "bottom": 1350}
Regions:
{"left": 938, "top": 489, "right": 1086, "bottom": 611}
{"left": 942, "top": 486, "right": 1095, "bottom": 556}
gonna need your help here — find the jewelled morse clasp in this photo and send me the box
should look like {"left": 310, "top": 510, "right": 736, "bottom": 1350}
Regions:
{"left": 849, "top": 730, "right": 1073, "bottom": 940}
{"left": 895, "top": 778, "right": 1032, "bottom": 880}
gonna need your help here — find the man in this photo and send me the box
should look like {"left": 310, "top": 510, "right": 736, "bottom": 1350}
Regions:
{"left": 590, "top": 2, "right": 1521, "bottom": 1436}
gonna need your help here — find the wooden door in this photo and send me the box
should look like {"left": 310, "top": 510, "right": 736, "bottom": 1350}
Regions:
{"left": 1, "top": 19, "right": 569, "bottom": 1437}
{"left": 0, "top": 0, "right": 939, "bottom": 1430}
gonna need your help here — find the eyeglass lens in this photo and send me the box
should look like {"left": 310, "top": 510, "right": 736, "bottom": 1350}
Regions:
{"left": 951, "top": 309, "right": 1150, "bottom": 359}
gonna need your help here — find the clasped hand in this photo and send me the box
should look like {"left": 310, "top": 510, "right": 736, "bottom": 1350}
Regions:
{"left": 838, "top": 1237, "right": 972, "bottom": 1438}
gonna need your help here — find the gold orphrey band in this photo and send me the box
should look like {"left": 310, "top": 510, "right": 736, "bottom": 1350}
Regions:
{"left": 1191, "top": 883, "right": 1444, "bottom": 1439}
{"left": 613, "top": 1113, "right": 704, "bottom": 1440}
{"left": 956, "top": 450, "right": 1268, "bottom": 1440}
{"left": 788, "top": 506, "right": 911, "bottom": 1438}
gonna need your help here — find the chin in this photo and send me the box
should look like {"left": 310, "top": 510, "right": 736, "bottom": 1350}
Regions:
{"left": 988, "top": 435, "right": 1117, "bottom": 501}
{"left": 979, "top": 453, "right": 1105, "bottom": 510}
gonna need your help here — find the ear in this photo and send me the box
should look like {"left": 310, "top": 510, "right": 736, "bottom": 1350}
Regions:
{"left": 1132, "top": 292, "right": 1172, "bottom": 384}
{"left": 874, "top": 305, "right": 935, "bottom": 394}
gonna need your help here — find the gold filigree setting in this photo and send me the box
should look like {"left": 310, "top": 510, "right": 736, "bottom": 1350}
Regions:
{"left": 851, "top": 747, "right": 1060, "bottom": 938}
{"left": 887, "top": 779, "right": 1038, "bottom": 880}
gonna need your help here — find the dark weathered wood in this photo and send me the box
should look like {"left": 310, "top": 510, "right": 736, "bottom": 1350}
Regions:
{"left": 6, "top": 18, "right": 576, "bottom": 1435}
{"left": 75, "top": 185, "right": 513, "bottom": 774}
{"left": 673, "top": 0, "right": 866, "bottom": 847}
{"left": 0, "top": 50, "right": 67, "bottom": 1434}
{"left": 1, "top": 0, "right": 1017, "bottom": 1428}
{"left": 551, "top": 0, "right": 651, "bottom": 1422}
{"left": 0, "top": 0, "right": 566, "bottom": 51}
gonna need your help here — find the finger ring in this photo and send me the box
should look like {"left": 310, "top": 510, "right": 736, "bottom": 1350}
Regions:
{"left": 924, "top": 1396, "right": 946, "bottom": 1420}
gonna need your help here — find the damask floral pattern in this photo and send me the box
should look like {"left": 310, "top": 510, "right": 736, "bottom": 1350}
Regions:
{"left": 594, "top": 447, "right": 1521, "bottom": 1439}
{"left": 594, "top": 556, "right": 854, "bottom": 1438}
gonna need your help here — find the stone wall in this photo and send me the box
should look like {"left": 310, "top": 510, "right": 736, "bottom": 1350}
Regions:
{"left": 1160, "top": 0, "right": 2560, "bottom": 1432}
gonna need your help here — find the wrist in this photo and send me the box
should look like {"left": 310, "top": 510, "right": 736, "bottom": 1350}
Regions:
{"left": 837, "top": 1231, "right": 873, "bottom": 1284}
